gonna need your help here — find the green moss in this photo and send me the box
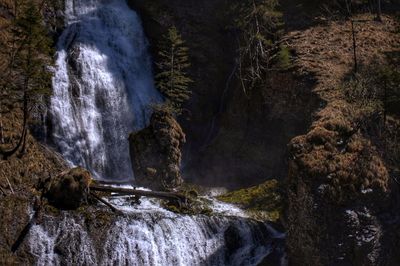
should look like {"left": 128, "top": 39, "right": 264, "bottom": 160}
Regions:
{"left": 217, "top": 179, "right": 282, "bottom": 222}
{"left": 278, "top": 45, "right": 292, "bottom": 69}
{"left": 162, "top": 197, "right": 213, "bottom": 216}
{"left": 43, "top": 204, "right": 61, "bottom": 216}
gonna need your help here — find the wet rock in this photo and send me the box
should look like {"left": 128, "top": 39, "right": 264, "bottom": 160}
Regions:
{"left": 129, "top": 109, "right": 185, "bottom": 191}
{"left": 43, "top": 167, "right": 92, "bottom": 210}
{"left": 224, "top": 225, "right": 243, "bottom": 253}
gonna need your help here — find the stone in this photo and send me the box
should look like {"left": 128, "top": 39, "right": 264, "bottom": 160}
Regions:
{"left": 43, "top": 167, "right": 92, "bottom": 210}
{"left": 129, "top": 109, "right": 185, "bottom": 191}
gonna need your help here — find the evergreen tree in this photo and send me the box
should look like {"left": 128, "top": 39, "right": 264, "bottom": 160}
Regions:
{"left": 0, "top": 0, "right": 53, "bottom": 159}
{"left": 155, "top": 26, "right": 192, "bottom": 114}
{"left": 233, "top": 0, "right": 285, "bottom": 96}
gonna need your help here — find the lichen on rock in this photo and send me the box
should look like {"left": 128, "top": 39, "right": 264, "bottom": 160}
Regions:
{"left": 129, "top": 109, "right": 185, "bottom": 191}
{"left": 43, "top": 167, "right": 92, "bottom": 210}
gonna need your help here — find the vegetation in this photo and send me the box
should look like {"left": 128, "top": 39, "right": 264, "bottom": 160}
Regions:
{"left": 232, "top": 0, "right": 289, "bottom": 97}
{"left": 342, "top": 61, "right": 400, "bottom": 123}
{"left": 309, "top": 0, "right": 385, "bottom": 19}
{"left": 155, "top": 26, "right": 192, "bottom": 115}
{"left": 217, "top": 179, "right": 282, "bottom": 222}
{"left": 0, "top": 0, "right": 53, "bottom": 159}
{"left": 162, "top": 190, "right": 213, "bottom": 216}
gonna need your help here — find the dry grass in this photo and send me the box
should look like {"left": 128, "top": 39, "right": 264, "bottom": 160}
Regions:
{"left": 288, "top": 14, "right": 399, "bottom": 96}
{"left": 286, "top": 14, "right": 398, "bottom": 204}
{"left": 284, "top": 14, "right": 398, "bottom": 263}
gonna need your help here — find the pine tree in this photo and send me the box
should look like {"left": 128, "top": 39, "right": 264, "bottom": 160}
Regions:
{"left": 0, "top": 0, "right": 53, "bottom": 159}
{"left": 155, "top": 26, "right": 192, "bottom": 114}
{"left": 234, "top": 0, "right": 284, "bottom": 96}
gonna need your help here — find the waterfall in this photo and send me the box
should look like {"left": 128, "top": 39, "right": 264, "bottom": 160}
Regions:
{"left": 28, "top": 197, "right": 284, "bottom": 266}
{"left": 50, "top": 0, "right": 161, "bottom": 181}
{"left": 43, "top": 1, "right": 286, "bottom": 265}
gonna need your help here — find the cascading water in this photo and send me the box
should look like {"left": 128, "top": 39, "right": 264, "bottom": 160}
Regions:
{"left": 28, "top": 195, "right": 285, "bottom": 266}
{"left": 50, "top": 0, "right": 161, "bottom": 180}
{"left": 39, "top": 0, "right": 286, "bottom": 265}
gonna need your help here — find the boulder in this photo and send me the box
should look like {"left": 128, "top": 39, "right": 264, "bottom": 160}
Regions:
{"left": 43, "top": 167, "right": 92, "bottom": 210}
{"left": 129, "top": 109, "right": 185, "bottom": 191}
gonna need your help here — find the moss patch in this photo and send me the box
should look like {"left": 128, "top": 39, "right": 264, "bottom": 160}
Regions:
{"left": 162, "top": 192, "right": 213, "bottom": 216}
{"left": 217, "top": 179, "right": 282, "bottom": 222}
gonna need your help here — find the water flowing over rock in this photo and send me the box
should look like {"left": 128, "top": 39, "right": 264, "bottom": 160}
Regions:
{"left": 39, "top": 1, "right": 286, "bottom": 265}
{"left": 50, "top": 0, "right": 161, "bottom": 181}
{"left": 27, "top": 198, "right": 284, "bottom": 266}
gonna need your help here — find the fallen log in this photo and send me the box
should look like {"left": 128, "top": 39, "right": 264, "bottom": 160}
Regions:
{"left": 89, "top": 192, "right": 120, "bottom": 213}
{"left": 89, "top": 185, "right": 188, "bottom": 204}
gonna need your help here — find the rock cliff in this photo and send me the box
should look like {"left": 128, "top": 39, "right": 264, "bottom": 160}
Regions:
{"left": 129, "top": 109, "right": 185, "bottom": 191}
{"left": 129, "top": 0, "right": 319, "bottom": 188}
{"left": 283, "top": 14, "right": 400, "bottom": 265}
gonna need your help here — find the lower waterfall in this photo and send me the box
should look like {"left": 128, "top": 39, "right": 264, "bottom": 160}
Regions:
{"left": 28, "top": 195, "right": 285, "bottom": 266}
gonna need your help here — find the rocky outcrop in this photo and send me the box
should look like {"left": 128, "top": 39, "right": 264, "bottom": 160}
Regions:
{"left": 43, "top": 167, "right": 92, "bottom": 210}
{"left": 128, "top": 0, "right": 319, "bottom": 188}
{"left": 285, "top": 103, "right": 391, "bottom": 265}
{"left": 129, "top": 109, "right": 185, "bottom": 191}
{"left": 283, "top": 14, "right": 400, "bottom": 266}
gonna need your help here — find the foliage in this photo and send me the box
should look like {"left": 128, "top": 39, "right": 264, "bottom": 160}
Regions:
{"left": 308, "top": 0, "right": 387, "bottom": 18}
{"left": 233, "top": 0, "right": 287, "bottom": 97}
{"left": 155, "top": 26, "right": 192, "bottom": 115}
{"left": 162, "top": 197, "right": 213, "bottom": 216}
{"left": 277, "top": 45, "right": 291, "bottom": 69}
{"left": 1, "top": 0, "right": 53, "bottom": 95}
{"left": 217, "top": 179, "right": 282, "bottom": 222}
{"left": 342, "top": 61, "right": 400, "bottom": 119}
{"left": 341, "top": 58, "right": 399, "bottom": 194}
{"left": 0, "top": 0, "right": 53, "bottom": 158}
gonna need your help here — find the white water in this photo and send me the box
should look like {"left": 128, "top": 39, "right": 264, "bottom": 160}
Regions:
{"left": 50, "top": 0, "right": 161, "bottom": 180}
{"left": 44, "top": 1, "right": 285, "bottom": 265}
{"left": 28, "top": 196, "right": 282, "bottom": 266}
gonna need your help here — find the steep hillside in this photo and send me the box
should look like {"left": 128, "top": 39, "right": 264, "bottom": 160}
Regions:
{"left": 0, "top": 1, "right": 66, "bottom": 263}
{"left": 284, "top": 14, "right": 400, "bottom": 265}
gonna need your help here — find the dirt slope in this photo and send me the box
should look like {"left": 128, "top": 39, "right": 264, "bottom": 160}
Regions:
{"left": 284, "top": 14, "right": 400, "bottom": 265}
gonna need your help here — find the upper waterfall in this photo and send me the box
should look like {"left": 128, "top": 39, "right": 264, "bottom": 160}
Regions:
{"left": 50, "top": 0, "right": 161, "bottom": 180}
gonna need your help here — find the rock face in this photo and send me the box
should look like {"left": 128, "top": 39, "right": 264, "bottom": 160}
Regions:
{"left": 129, "top": 110, "right": 185, "bottom": 191}
{"left": 282, "top": 15, "right": 400, "bottom": 266}
{"left": 128, "top": 0, "right": 319, "bottom": 188}
{"left": 285, "top": 104, "right": 391, "bottom": 265}
{"left": 43, "top": 167, "right": 92, "bottom": 210}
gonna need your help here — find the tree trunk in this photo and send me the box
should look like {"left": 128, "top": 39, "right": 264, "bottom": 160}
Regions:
{"left": 351, "top": 20, "right": 358, "bottom": 73}
{"left": 90, "top": 192, "right": 120, "bottom": 213}
{"left": 0, "top": 103, "right": 4, "bottom": 144}
{"left": 0, "top": 86, "right": 29, "bottom": 160}
{"left": 90, "top": 185, "right": 188, "bottom": 203}
{"left": 375, "top": 0, "right": 382, "bottom": 21}
{"left": 345, "top": 0, "right": 352, "bottom": 18}
{"left": 383, "top": 79, "right": 387, "bottom": 126}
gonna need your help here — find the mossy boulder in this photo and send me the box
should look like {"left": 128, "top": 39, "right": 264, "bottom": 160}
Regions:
{"left": 43, "top": 167, "right": 92, "bottom": 210}
{"left": 129, "top": 109, "right": 185, "bottom": 191}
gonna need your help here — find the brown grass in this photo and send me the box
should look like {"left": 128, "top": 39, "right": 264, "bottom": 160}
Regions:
{"left": 286, "top": 14, "right": 398, "bottom": 204}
